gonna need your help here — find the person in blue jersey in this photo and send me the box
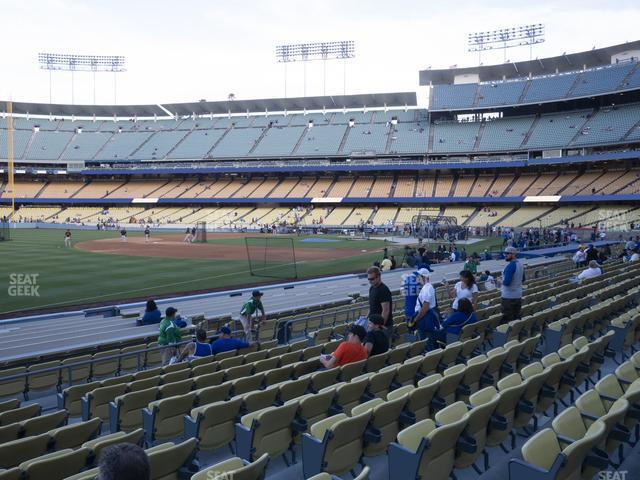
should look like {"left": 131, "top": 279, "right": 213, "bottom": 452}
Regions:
{"left": 210, "top": 326, "right": 250, "bottom": 355}
{"left": 178, "top": 328, "right": 213, "bottom": 361}
{"left": 440, "top": 298, "right": 478, "bottom": 337}
{"left": 141, "top": 299, "right": 162, "bottom": 325}
{"left": 402, "top": 269, "right": 422, "bottom": 325}
{"left": 501, "top": 246, "right": 525, "bottom": 324}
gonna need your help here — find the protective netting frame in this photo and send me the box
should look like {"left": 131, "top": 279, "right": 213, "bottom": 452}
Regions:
{"left": 0, "top": 218, "right": 10, "bottom": 241}
{"left": 245, "top": 236, "right": 298, "bottom": 279}
{"left": 194, "top": 222, "right": 207, "bottom": 243}
{"left": 411, "top": 214, "right": 468, "bottom": 240}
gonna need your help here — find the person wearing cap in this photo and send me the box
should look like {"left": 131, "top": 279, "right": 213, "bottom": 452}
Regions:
{"left": 365, "top": 314, "right": 389, "bottom": 356}
{"left": 158, "top": 307, "right": 182, "bottom": 365}
{"left": 366, "top": 266, "right": 393, "bottom": 339}
{"left": 501, "top": 246, "right": 525, "bottom": 324}
{"left": 210, "top": 326, "right": 251, "bottom": 355}
{"left": 410, "top": 269, "right": 441, "bottom": 350}
{"left": 577, "top": 260, "right": 602, "bottom": 281}
{"left": 319, "top": 324, "right": 368, "bottom": 368}
{"left": 239, "top": 290, "right": 266, "bottom": 342}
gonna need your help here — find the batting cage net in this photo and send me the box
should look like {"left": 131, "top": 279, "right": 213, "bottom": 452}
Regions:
{"left": 194, "top": 222, "right": 207, "bottom": 243}
{"left": 411, "top": 214, "right": 468, "bottom": 241}
{"left": 0, "top": 217, "right": 10, "bottom": 241}
{"left": 245, "top": 236, "right": 298, "bottom": 279}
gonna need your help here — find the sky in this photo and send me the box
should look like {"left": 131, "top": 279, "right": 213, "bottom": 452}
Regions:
{"left": 1, "top": 0, "right": 638, "bottom": 107}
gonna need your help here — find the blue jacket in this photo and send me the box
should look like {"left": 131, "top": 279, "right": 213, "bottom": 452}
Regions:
{"left": 141, "top": 309, "right": 162, "bottom": 325}
{"left": 442, "top": 311, "right": 477, "bottom": 335}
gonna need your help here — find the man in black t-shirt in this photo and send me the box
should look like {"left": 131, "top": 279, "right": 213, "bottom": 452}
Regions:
{"left": 365, "top": 314, "right": 389, "bottom": 356}
{"left": 367, "top": 266, "right": 393, "bottom": 338}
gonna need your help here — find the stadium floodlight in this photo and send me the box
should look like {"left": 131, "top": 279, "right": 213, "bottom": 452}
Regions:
{"left": 38, "top": 53, "right": 126, "bottom": 105}
{"left": 275, "top": 41, "right": 355, "bottom": 97}
{"left": 467, "top": 24, "right": 545, "bottom": 63}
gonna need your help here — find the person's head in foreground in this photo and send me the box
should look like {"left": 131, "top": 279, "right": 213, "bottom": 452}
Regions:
{"left": 165, "top": 307, "right": 177, "bottom": 319}
{"left": 97, "top": 443, "right": 149, "bottom": 480}
{"left": 252, "top": 289, "right": 263, "bottom": 299}
{"left": 218, "top": 326, "right": 232, "bottom": 339}
{"left": 368, "top": 314, "right": 385, "bottom": 331}
{"left": 367, "top": 266, "right": 382, "bottom": 287}
{"left": 457, "top": 297, "right": 474, "bottom": 315}
{"left": 415, "top": 267, "right": 430, "bottom": 285}
{"left": 504, "top": 246, "right": 517, "bottom": 260}
{"left": 347, "top": 324, "right": 367, "bottom": 344}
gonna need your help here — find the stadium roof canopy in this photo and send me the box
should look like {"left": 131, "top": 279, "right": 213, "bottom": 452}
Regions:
{"left": 419, "top": 40, "right": 640, "bottom": 85}
{"left": 0, "top": 92, "right": 417, "bottom": 119}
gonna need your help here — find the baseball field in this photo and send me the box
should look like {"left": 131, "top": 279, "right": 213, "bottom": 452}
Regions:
{"left": 0, "top": 228, "right": 502, "bottom": 317}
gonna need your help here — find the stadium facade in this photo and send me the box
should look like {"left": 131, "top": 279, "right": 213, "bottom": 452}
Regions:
{"left": 0, "top": 41, "right": 639, "bottom": 233}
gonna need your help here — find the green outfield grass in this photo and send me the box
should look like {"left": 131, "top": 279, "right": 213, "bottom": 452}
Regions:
{"left": 0, "top": 228, "right": 502, "bottom": 316}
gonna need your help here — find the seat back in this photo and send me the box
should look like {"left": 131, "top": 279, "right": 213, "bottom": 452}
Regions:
{"left": 191, "top": 397, "right": 242, "bottom": 451}
{"left": 0, "top": 403, "right": 41, "bottom": 426}
{"left": 361, "top": 395, "right": 407, "bottom": 457}
{"left": 520, "top": 428, "right": 562, "bottom": 471}
{"left": 415, "top": 402, "right": 469, "bottom": 479}
{"left": 51, "top": 417, "right": 102, "bottom": 449}
{"left": 150, "top": 392, "right": 197, "bottom": 441}
{"left": 247, "top": 402, "right": 299, "bottom": 460}
{"left": 0, "top": 434, "right": 50, "bottom": 469}
{"left": 115, "top": 387, "right": 159, "bottom": 432}
{"left": 22, "top": 410, "right": 68, "bottom": 437}
{"left": 86, "top": 383, "right": 128, "bottom": 421}
{"left": 148, "top": 438, "right": 197, "bottom": 480}
{"left": 192, "top": 453, "right": 269, "bottom": 480}
{"left": 297, "top": 390, "right": 335, "bottom": 429}
{"left": 320, "top": 411, "right": 371, "bottom": 475}
{"left": 22, "top": 447, "right": 91, "bottom": 480}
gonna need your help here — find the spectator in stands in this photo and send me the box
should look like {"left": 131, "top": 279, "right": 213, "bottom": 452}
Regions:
{"left": 158, "top": 307, "right": 182, "bottom": 365}
{"left": 577, "top": 260, "right": 602, "bottom": 282}
{"left": 446, "top": 270, "right": 479, "bottom": 312}
{"left": 210, "top": 326, "right": 250, "bottom": 354}
{"left": 572, "top": 247, "right": 586, "bottom": 268}
{"left": 320, "top": 324, "right": 368, "bottom": 368}
{"left": 402, "top": 269, "right": 423, "bottom": 325}
{"left": 380, "top": 255, "right": 392, "bottom": 271}
{"left": 480, "top": 270, "right": 497, "bottom": 291}
{"left": 439, "top": 298, "right": 477, "bottom": 339}
{"left": 463, "top": 256, "right": 479, "bottom": 274}
{"left": 178, "top": 328, "right": 213, "bottom": 361}
{"left": 625, "top": 237, "right": 636, "bottom": 252}
{"left": 631, "top": 249, "right": 640, "bottom": 262}
{"left": 409, "top": 269, "right": 440, "bottom": 350}
{"left": 239, "top": 290, "right": 266, "bottom": 342}
{"left": 141, "top": 299, "right": 162, "bottom": 325}
{"left": 364, "top": 314, "right": 389, "bottom": 356}
{"left": 390, "top": 255, "right": 397, "bottom": 270}
{"left": 97, "top": 443, "right": 150, "bottom": 480}
{"left": 367, "top": 266, "right": 393, "bottom": 339}
{"left": 501, "top": 246, "right": 525, "bottom": 324}
{"left": 585, "top": 244, "right": 599, "bottom": 263}
{"left": 405, "top": 250, "right": 418, "bottom": 268}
